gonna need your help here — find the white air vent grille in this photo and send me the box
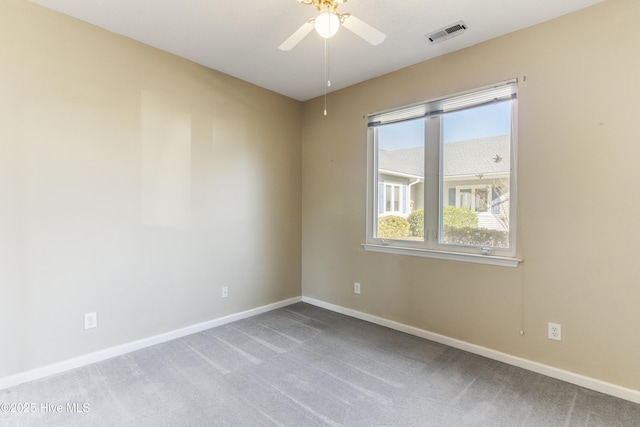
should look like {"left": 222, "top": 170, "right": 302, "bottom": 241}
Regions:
{"left": 427, "top": 21, "right": 467, "bottom": 44}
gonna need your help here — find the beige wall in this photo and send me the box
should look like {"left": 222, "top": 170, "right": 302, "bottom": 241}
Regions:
{"left": 0, "top": 0, "right": 301, "bottom": 378}
{"left": 302, "top": 0, "right": 640, "bottom": 391}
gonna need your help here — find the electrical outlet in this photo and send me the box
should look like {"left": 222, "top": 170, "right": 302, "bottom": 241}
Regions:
{"left": 354, "top": 282, "right": 361, "bottom": 294}
{"left": 221, "top": 286, "right": 229, "bottom": 298}
{"left": 84, "top": 312, "right": 97, "bottom": 330}
{"left": 548, "top": 322, "right": 561, "bottom": 341}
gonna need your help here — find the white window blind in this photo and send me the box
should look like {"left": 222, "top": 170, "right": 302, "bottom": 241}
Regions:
{"left": 368, "top": 79, "right": 517, "bottom": 127}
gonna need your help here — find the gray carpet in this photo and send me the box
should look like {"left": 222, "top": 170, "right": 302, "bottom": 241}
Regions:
{"left": 2, "top": 303, "right": 639, "bottom": 426}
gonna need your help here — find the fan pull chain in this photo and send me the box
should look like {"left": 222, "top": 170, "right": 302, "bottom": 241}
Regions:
{"left": 324, "top": 37, "right": 329, "bottom": 115}
{"left": 327, "top": 45, "right": 331, "bottom": 89}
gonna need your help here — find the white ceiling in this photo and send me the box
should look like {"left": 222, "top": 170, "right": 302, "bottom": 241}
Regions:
{"left": 29, "top": 0, "right": 603, "bottom": 101}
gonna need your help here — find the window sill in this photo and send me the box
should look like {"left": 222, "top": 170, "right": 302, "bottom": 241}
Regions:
{"left": 362, "top": 244, "right": 522, "bottom": 268}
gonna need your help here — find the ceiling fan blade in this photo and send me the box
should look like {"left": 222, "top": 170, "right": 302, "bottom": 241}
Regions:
{"left": 342, "top": 15, "right": 386, "bottom": 46}
{"left": 279, "top": 21, "right": 315, "bottom": 51}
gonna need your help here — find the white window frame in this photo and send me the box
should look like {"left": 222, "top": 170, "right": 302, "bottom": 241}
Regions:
{"left": 364, "top": 80, "right": 522, "bottom": 268}
{"left": 385, "top": 183, "right": 402, "bottom": 214}
{"left": 455, "top": 184, "right": 492, "bottom": 212}
{"left": 380, "top": 183, "right": 408, "bottom": 216}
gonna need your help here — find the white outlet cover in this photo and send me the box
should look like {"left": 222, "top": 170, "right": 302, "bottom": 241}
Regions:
{"left": 222, "top": 286, "right": 229, "bottom": 298}
{"left": 548, "top": 322, "right": 561, "bottom": 341}
{"left": 354, "top": 282, "right": 361, "bottom": 294}
{"left": 84, "top": 312, "right": 97, "bottom": 330}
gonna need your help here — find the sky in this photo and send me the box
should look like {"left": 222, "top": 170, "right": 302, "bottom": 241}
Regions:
{"left": 378, "top": 102, "right": 511, "bottom": 150}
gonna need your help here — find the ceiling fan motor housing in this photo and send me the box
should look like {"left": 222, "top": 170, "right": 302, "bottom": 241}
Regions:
{"left": 301, "top": 0, "right": 346, "bottom": 12}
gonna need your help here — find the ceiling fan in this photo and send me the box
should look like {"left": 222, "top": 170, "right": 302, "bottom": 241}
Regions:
{"left": 279, "top": 0, "right": 386, "bottom": 51}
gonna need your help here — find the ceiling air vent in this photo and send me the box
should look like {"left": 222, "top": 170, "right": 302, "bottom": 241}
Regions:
{"left": 426, "top": 21, "right": 467, "bottom": 44}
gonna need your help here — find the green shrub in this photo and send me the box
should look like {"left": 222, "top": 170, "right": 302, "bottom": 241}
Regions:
{"left": 442, "top": 226, "right": 509, "bottom": 248}
{"left": 407, "top": 209, "right": 424, "bottom": 237}
{"left": 377, "top": 215, "right": 410, "bottom": 238}
{"left": 443, "top": 206, "right": 478, "bottom": 229}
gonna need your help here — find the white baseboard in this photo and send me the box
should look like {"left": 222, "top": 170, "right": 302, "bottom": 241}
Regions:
{"left": 0, "top": 296, "right": 302, "bottom": 391}
{"left": 5, "top": 295, "right": 639, "bottom": 405}
{"left": 301, "top": 296, "right": 640, "bottom": 405}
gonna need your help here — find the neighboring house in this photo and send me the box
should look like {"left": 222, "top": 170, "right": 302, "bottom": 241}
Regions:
{"left": 377, "top": 135, "right": 510, "bottom": 231}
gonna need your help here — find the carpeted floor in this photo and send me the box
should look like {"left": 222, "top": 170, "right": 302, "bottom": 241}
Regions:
{"left": 2, "top": 302, "right": 640, "bottom": 426}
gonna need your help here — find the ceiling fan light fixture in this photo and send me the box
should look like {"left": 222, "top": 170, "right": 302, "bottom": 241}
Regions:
{"left": 315, "top": 12, "right": 340, "bottom": 38}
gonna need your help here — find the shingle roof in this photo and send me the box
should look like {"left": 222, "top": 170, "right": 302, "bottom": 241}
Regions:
{"left": 378, "top": 135, "right": 510, "bottom": 178}
{"left": 378, "top": 146, "right": 424, "bottom": 177}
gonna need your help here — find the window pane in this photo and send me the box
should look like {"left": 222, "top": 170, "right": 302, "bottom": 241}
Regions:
{"left": 376, "top": 118, "right": 424, "bottom": 241}
{"left": 393, "top": 186, "right": 400, "bottom": 211}
{"left": 475, "top": 188, "right": 488, "bottom": 212}
{"left": 440, "top": 102, "right": 511, "bottom": 248}
{"left": 459, "top": 188, "right": 472, "bottom": 209}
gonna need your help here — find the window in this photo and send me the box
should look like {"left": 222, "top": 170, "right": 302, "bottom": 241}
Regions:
{"left": 381, "top": 183, "right": 408, "bottom": 215}
{"left": 366, "top": 80, "right": 519, "bottom": 264}
{"left": 455, "top": 185, "right": 489, "bottom": 212}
